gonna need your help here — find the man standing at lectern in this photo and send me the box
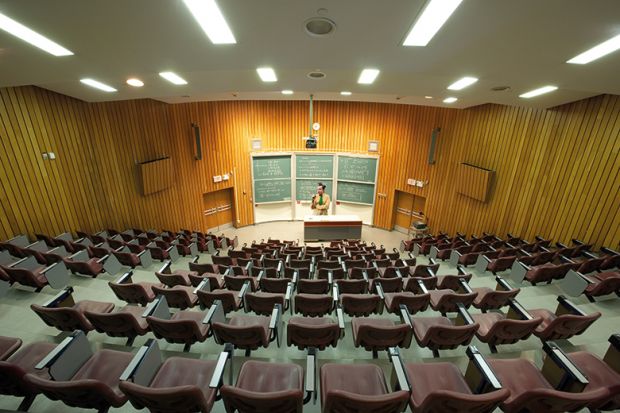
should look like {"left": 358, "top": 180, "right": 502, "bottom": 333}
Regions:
{"left": 311, "top": 183, "right": 330, "bottom": 215}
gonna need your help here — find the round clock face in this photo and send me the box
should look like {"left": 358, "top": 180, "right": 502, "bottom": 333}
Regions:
{"left": 312, "top": 122, "right": 321, "bottom": 131}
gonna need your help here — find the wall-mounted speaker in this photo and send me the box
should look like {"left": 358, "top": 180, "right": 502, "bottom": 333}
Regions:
{"left": 428, "top": 127, "right": 441, "bottom": 165}
{"left": 192, "top": 123, "right": 202, "bottom": 160}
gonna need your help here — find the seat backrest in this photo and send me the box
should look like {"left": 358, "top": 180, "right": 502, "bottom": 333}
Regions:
{"left": 212, "top": 321, "right": 268, "bottom": 350}
{"left": 25, "top": 372, "right": 125, "bottom": 411}
{"left": 587, "top": 274, "right": 620, "bottom": 296}
{"left": 323, "top": 389, "right": 409, "bottom": 413}
{"left": 224, "top": 275, "right": 256, "bottom": 291}
{"left": 476, "top": 289, "right": 519, "bottom": 311}
{"left": 297, "top": 279, "right": 329, "bottom": 294}
{"left": 373, "top": 277, "right": 403, "bottom": 293}
{"left": 5, "top": 267, "right": 47, "bottom": 289}
{"left": 335, "top": 279, "right": 368, "bottom": 294}
{"left": 0, "top": 342, "right": 56, "bottom": 397}
{"left": 485, "top": 318, "right": 543, "bottom": 344}
{"left": 221, "top": 386, "right": 303, "bottom": 413}
{"left": 245, "top": 293, "right": 285, "bottom": 316}
{"left": 259, "top": 277, "right": 290, "bottom": 293}
{"left": 213, "top": 256, "right": 234, "bottom": 266}
{"left": 120, "top": 381, "right": 210, "bottom": 413}
{"left": 294, "top": 294, "right": 333, "bottom": 317}
{"left": 151, "top": 287, "right": 194, "bottom": 310}
{"left": 84, "top": 311, "right": 141, "bottom": 337}
{"left": 155, "top": 272, "right": 189, "bottom": 287}
{"left": 412, "top": 264, "right": 440, "bottom": 277}
{"left": 356, "top": 323, "right": 412, "bottom": 350}
{"left": 538, "top": 312, "right": 601, "bottom": 340}
{"left": 189, "top": 262, "right": 217, "bottom": 275}
{"left": 420, "top": 322, "right": 479, "bottom": 348}
{"left": 30, "top": 304, "right": 91, "bottom": 332}
{"left": 146, "top": 317, "right": 203, "bottom": 343}
{"left": 340, "top": 294, "right": 381, "bottom": 317}
{"left": 417, "top": 388, "right": 510, "bottom": 413}
{"left": 508, "top": 387, "right": 608, "bottom": 413}
{"left": 108, "top": 282, "right": 153, "bottom": 306}
{"left": 196, "top": 289, "right": 239, "bottom": 313}
{"left": 434, "top": 291, "right": 478, "bottom": 313}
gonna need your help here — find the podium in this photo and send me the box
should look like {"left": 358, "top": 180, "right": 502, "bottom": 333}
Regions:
{"left": 304, "top": 215, "right": 362, "bottom": 241}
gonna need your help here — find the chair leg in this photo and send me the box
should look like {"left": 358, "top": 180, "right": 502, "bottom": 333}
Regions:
{"left": 586, "top": 294, "right": 596, "bottom": 303}
{"left": 245, "top": 348, "right": 251, "bottom": 357}
{"left": 97, "top": 407, "right": 110, "bottom": 413}
{"left": 432, "top": 349, "right": 439, "bottom": 358}
{"left": 183, "top": 343, "right": 191, "bottom": 352}
{"left": 489, "top": 343, "right": 498, "bottom": 354}
{"left": 126, "top": 336, "right": 135, "bottom": 346}
{"left": 372, "top": 349, "right": 378, "bottom": 359}
{"left": 18, "top": 394, "right": 36, "bottom": 411}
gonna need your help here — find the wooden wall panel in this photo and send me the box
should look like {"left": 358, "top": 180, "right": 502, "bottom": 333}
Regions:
{"left": 0, "top": 86, "right": 618, "bottom": 250}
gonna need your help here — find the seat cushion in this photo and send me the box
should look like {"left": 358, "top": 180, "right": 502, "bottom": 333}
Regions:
{"left": 567, "top": 351, "right": 620, "bottom": 410}
{"left": 74, "top": 300, "right": 115, "bottom": 314}
{"left": 527, "top": 308, "right": 556, "bottom": 333}
{"left": 487, "top": 358, "right": 552, "bottom": 405}
{"left": 406, "top": 362, "right": 471, "bottom": 408}
{"left": 119, "top": 305, "right": 149, "bottom": 330}
{"left": 236, "top": 360, "right": 303, "bottom": 393}
{"left": 471, "top": 312, "right": 505, "bottom": 338}
{"left": 472, "top": 287, "right": 493, "bottom": 306}
{"left": 71, "top": 349, "right": 134, "bottom": 405}
{"left": 228, "top": 315, "right": 271, "bottom": 342}
{"left": 321, "top": 363, "right": 388, "bottom": 402}
{"left": 412, "top": 316, "right": 452, "bottom": 341}
{"left": 171, "top": 311, "right": 210, "bottom": 337}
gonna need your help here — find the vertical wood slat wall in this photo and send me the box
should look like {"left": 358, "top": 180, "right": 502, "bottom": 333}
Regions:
{"left": 0, "top": 86, "right": 618, "bottom": 249}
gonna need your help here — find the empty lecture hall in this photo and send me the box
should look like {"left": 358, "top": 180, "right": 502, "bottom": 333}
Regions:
{"left": 1, "top": 0, "right": 619, "bottom": 412}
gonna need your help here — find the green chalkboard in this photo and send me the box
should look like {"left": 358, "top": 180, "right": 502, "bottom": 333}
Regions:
{"left": 337, "top": 156, "right": 377, "bottom": 183}
{"left": 296, "top": 155, "right": 333, "bottom": 178}
{"left": 253, "top": 156, "right": 291, "bottom": 180}
{"left": 254, "top": 179, "right": 291, "bottom": 203}
{"left": 336, "top": 181, "right": 375, "bottom": 205}
{"left": 296, "top": 179, "right": 332, "bottom": 201}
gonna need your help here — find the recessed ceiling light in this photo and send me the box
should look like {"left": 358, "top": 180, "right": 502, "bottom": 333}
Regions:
{"left": 80, "top": 78, "right": 117, "bottom": 92}
{"left": 340, "top": 91, "right": 352, "bottom": 96}
{"left": 183, "top": 0, "right": 236, "bottom": 44}
{"left": 424, "top": 96, "right": 433, "bottom": 99}
{"left": 126, "top": 78, "right": 144, "bottom": 87}
{"left": 257, "top": 67, "right": 277, "bottom": 82}
{"left": 0, "top": 11, "right": 73, "bottom": 56}
{"left": 443, "top": 97, "right": 458, "bottom": 103}
{"left": 567, "top": 33, "right": 620, "bottom": 64}
{"left": 159, "top": 72, "right": 187, "bottom": 85}
{"left": 358, "top": 69, "right": 380, "bottom": 84}
{"left": 281, "top": 90, "right": 293, "bottom": 95}
{"left": 519, "top": 85, "right": 558, "bottom": 98}
{"left": 402, "top": 0, "right": 463, "bottom": 46}
{"left": 447, "top": 76, "right": 478, "bottom": 90}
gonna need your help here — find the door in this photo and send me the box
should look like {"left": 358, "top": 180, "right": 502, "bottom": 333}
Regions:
{"left": 203, "top": 188, "right": 235, "bottom": 233}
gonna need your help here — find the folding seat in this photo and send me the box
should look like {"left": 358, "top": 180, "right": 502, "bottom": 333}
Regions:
{"left": 0, "top": 336, "right": 22, "bottom": 361}
{"left": 335, "top": 278, "right": 368, "bottom": 294}
{"left": 404, "top": 346, "right": 510, "bottom": 413}
{"left": 368, "top": 274, "right": 403, "bottom": 294}
{"left": 1, "top": 251, "right": 72, "bottom": 290}
{"left": 581, "top": 270, "right": 620, "bottom": 300}
{"left": 287, "top": 311, "right": 344, "bottom": 350}
{"left": 320, "top": 362, "right": 409, "bottom": 413}
{"left": 519, "top": 262, "right": 576, "bottom": 285}
{"left": 225, "top": 273, "right": 259, "bottom": 291}
{"left": 106, "top": 237, "right": 126, "bottom": 250}
{"left": 259, "top": 272, "right": 293, "bottom": 292}
{"left": 0, "top": 340, "right": 57, "bottom": 410}
{"left": 436, "top": 268, "right": 472, "bottom": 290}
{"left": 472, "top": 275, "right": 520, "bottom": 312}
{"left": 212, "top": 254, "right": 236, "bottom": 269}
{"left": 84, "top": 304, "right": 150, "bottom": 345}
{"left": 119, "top": 339, "right": 222, "bottom": 413}
{"left": 62, "top": 249, "right": 106, "bottom": 277}
{"left": 600, "top": 246, "right": 620, "bottom": 271}
{"left": 411, "top": 261, "right": 440, "bottom": 278}
{"left": 23, "top": 331, "right": 133, "bottom": 412}
{"left": 351, "top": 316, "right": 412, "bottom": 358}
{"left": 562, "top": 334, "right": 620, "bottom": 411}
{"left": 555, "top": 239, "right": 592, "bottom": 259}
{"left": 573, "top": 254, "right": 607, "bottom": 275}
{"left": 339, "top": 292, "right": 382, "bottom": 317}
{"left": 297, "top": 278, "right": 329, "bottom": 294}
{"left": 31, "top": 287, "right": 115, "bottom": 333}
{"left": 295, "top": 293, "right": 333, "bottom": 317}
{"left": 317, "top": 267, "right": 345, "bottom": 280}
{"left": 154, "top": 260, "right": 195, "bottom": 287}
{"left": 528, "top": 295, "right": 601, "bottom": 341}
{"left": 289, "top": 258, "right": 312, "bottom": 273}
{"left": 245, "top": 288, "right": 292, "bottom": 316}
{"left": 152, "top": 285, "right": 198, "bottom": 309}
{"left": 436, "top": 243, "right": 471, "bottom": 261}
{"left": 376, "top": 280, "right": 430, "bottom": 314}
{"left": 108, "top": 270, "right": 161, "bottom": 306}
{"left": 471, "top": 298, "right": 543, "bottom": 353}
{"left": 112, "top": 246, "right": 152, "bottom": 269}
{"left": 411, "top": 302, "right": 479, "bottom": 357}
{"left": 35, "top": 233, "right": 58, "bottom": 248}
{"left": 428, "top": 279, "right": 478, "bottom": 315}
{"left": 487, "top": 341, "right": 610, "bottom": 413}
{"left": 475, "top": 249, "right": 518, "bottom": 275}
{"left": 348, "top": 265, "right": 378, "bottom": 280}
{"left": 195, "top": 278, "right": 246, "bottom": 313}
{"left": 144, "top": 296, "right": 210, "bottom": 352}
{"left": 211, "top": 301, "right": 283, "bottom": 356}
{"left": 146, "top": 242, "right": 176, "bottom": 262}
{"left": 451, "top": 243, "right": 492, "bottom": 267}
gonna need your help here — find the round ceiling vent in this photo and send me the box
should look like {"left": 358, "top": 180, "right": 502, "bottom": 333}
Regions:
{"left": 307, "top": 71, "right": 326, "bottom": 79}
{"left": 304, "top": 17, "right": 336, "bottom": 37}
{"left": 491, "top": 86, "right": 511, "bottom": 92}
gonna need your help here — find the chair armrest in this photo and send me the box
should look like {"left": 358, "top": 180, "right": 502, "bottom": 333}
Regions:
{"left": 120, "top": 339, "right": 162, "bottom": 385}
{"left": 36, "top": 331, "right": 92, "bottom": 381}
{"left": 456, "top": 302, "right": 475, "bottom": 325}
{"left": 399, "top": 304, "right": 413, "bottom": 328}
{"left": 203, "top": 300, "right": 225, "bottom": 325}
{"left": 542, "top": 341, "right": 588, "bottom": 392}
{"left": 115, "top": 270, "right": 134, "bottom": 284}
{"left": 388, "top": 347, "right": 411, "bottom": 392}
{"left": 209, "top": 343, "right": 234, "bottom": 388}
{"left": 465, "top": 345, "right": 503, "bottom": 392}
{"left": 556, "top": 295, "right": 587, "bottom": 316}
{"left": 43, "top": 286, "right": 74, "bottom": 308}
{"left": 304, "top": 347, "right": 318, "bottom": 404}
{"left": 507, "top": 298, "right": 533, "bottom": 320}
{"left": 495, "top": 276, "right": 513, "bottom": 291}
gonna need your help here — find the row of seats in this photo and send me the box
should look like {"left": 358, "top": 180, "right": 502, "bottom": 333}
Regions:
{"left": 1, "top": 330, "right": 619, "bottom": 413}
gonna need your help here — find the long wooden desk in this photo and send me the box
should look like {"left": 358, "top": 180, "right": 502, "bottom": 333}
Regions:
{"left": 303, "top": 215, "right": 363, "bottom": 241}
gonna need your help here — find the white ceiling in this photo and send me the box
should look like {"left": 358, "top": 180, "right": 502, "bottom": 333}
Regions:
{"left": 0, "top": 0, "right": 619, "bottom": 109}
